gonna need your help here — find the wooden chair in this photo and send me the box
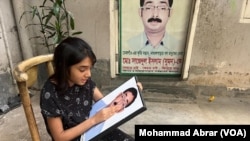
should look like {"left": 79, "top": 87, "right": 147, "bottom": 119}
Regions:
{"left": 13, "top": 54, "right": 54, "bottom": 141}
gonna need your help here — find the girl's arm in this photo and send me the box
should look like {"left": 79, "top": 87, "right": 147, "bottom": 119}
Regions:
{"left": 47, "top": 116, "right": 96, "bottom": 141}
{"left": 47, "top": 101, "right": 117, "bottom": 141}
{"left": 93, "top": 87, "right": 104, "bottom": 102}
{"left": 46, "top": 87, "right": 117, "bottom": 141}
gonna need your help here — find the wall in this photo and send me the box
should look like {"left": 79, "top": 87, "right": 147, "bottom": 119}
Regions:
{"left": 68, "top": 0, "right": 250, "bottom": 92}
{"left": 66, "top": 0, "right": 110, "bottom": 60}
{"left": 0, "top": 0, "right": 250, "bottom": 106}
{"left": 0, "top": 0, "right": 22, "bottom": 106}
{"left": 188, "top": 0, "right": 250, "bottom": 88}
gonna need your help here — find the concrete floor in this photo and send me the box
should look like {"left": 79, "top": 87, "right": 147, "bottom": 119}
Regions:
{"left": 0, "top": 89, "right": 250, "bottom": 141}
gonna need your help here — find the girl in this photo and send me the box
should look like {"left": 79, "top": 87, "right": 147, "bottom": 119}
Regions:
{"left": 40, "top": 37, "right": 142, "bottom": 141}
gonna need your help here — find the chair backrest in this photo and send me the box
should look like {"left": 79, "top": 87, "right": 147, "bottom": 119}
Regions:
{"left": 13, "top": 54, "right": 54, "bottom": 141}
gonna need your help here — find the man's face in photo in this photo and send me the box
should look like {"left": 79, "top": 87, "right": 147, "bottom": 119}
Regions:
{"left": 140, "top": 0, "right": 171, "bottom": 33}
{"left": 110, "top": 90, "right": 135, "bottom": 112}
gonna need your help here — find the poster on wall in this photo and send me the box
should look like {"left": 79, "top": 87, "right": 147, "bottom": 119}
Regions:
{"left": 119, "top": 0, "right": 194, "bottom": 76}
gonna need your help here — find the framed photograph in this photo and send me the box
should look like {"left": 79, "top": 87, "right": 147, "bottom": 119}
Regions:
{"left": 81, "top": 76, "right": 146, "bottom": 141}
{"left": 119, "top": 0, "right": 196, "bottom": 76}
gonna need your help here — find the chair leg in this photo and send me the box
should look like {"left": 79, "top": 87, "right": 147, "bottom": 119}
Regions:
{"left": 18, "top": 82, "right": 40, "bottom": 141}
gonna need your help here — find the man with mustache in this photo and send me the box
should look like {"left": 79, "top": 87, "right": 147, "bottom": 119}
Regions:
{"left": 127, "top": 0, "right": 180, "bottom": 52}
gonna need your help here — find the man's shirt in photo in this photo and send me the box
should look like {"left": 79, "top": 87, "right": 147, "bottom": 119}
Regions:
{"left": 81, "top": 100, "right": 107, "bottom": 141}
{"left": 127, "top": 32, "right": 182, "bottom": 53}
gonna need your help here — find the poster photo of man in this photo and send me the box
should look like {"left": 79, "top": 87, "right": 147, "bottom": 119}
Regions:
{"left": 81, "top": 77, "right": 146, "bottom": 141}
{"left": 119, "top": 0, "right": 194, "bottom": 76}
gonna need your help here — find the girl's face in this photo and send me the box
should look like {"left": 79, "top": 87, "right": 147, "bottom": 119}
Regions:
{"left": 68, "top": 57, "right": 92, "bottom": 86}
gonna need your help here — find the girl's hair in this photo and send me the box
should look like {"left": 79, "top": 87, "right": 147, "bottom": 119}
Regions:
{"left": 52, "top": 37, "right": 96, "bottom": 93}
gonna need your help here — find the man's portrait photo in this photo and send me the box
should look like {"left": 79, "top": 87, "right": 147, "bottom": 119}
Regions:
{"left": 120, "top": 0, "right": 194, "bottom": 75}
{"left": 81, "top": 77, "right": 146, "bottom": 141}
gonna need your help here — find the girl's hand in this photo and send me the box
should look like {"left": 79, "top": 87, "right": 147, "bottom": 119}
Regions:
{"left": 92, "top": 105, "right": 117, "bottom": 124}
{"left": 137, "top": 82, "right": 143, "bottom": 91}
{"left": 109, "top": 95, "right": 125, "bottom": 112}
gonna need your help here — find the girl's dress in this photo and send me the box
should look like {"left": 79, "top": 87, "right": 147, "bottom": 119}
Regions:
{"left": 40, "top": 79, "right": 134, "bottom": 141}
